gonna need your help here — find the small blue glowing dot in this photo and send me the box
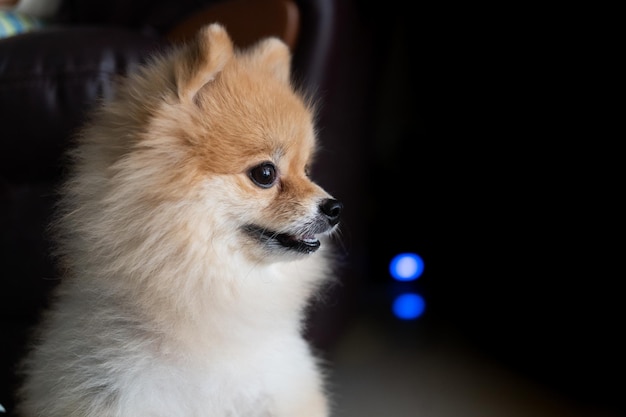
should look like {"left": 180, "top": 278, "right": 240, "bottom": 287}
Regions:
{"left": 389, "top": 253, "right": 424, "bottom": 281}
{"left": 392, "top": 293, "right": 426, "bottom": 320}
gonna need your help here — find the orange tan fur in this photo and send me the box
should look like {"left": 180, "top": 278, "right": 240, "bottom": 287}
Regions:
{"left": 16, "top": 24, "right": 341, "bottom": 417}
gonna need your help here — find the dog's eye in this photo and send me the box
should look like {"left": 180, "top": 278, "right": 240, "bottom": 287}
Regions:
{"left": 249, "top": 162, "right": 277, "bottom": 188}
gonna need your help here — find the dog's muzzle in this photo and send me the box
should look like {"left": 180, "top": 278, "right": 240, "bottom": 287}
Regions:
{"left": 244, "top": 198, "right": 342, "bottom": 254}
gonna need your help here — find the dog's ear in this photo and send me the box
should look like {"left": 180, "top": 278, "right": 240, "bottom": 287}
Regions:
{"left": 176, "top": 23, "right": 234, "bottom": 103}
{"left": 249, "top": 37, "right": 292, "bottom": 84}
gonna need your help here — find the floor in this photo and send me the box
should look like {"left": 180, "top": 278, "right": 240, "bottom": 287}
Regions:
{"left": 326, "top": 314, "right": 621, "bottom": 417}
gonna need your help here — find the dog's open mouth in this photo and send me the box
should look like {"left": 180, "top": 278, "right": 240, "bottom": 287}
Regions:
{"left": 243, "top": 225, "right": 321, "bottom": 254}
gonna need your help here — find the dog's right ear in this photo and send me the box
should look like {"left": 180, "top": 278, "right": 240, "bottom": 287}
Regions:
{"left": 175, "top": 24, "right": 234, "bottom": 103}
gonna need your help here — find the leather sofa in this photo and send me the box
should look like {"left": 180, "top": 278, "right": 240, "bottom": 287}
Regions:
{"left": 0, "top": 0, "right": 372, "bottom": 412}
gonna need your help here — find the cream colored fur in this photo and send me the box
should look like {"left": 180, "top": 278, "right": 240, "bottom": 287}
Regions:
{"left": 16, "top": 24, "right": 339, "bottom": 417}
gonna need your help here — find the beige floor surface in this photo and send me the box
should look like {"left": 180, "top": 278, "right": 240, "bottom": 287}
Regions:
{"left": 326, "top": 317, "right": 620, "bottom": 417}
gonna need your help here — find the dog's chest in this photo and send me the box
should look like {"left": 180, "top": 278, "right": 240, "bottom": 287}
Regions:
{"left": 112, "top": 336, "right": 313, "bottom": 417}
{"left": 114, "top": 358, "right": 273, "bottom": 416}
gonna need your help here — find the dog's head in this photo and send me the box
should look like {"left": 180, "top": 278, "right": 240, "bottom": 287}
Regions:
{"left": 84, "top": 24, "right": 341, "bottom": 265}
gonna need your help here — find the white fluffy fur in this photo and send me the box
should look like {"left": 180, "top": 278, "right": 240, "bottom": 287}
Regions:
{"left": 16, "top": 24, "right": 339, "bottom": 417}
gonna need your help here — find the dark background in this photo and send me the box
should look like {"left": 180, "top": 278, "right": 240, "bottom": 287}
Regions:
{"left": 340, "top": 2, "right": 621, "bottom": 415}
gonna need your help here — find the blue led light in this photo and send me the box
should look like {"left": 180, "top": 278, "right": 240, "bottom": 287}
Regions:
{"left": 389, "top": 252, "right": 424, "bottom": 281}
{"left": 392, "top": 293, "right": 425, "bottom": 320}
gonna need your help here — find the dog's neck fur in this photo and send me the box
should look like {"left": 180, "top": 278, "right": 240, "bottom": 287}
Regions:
{"left": 56, "top": 222, "right": 328, "bottom": 354}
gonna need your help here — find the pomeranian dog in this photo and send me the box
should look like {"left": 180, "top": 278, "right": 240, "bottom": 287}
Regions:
{"left": 16, "top": 24, "right": 342, "bottom": 417}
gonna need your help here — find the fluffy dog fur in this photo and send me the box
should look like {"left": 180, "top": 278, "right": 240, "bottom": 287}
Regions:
{"left": 16, "top": 24, "right": 341, "bottom": 417}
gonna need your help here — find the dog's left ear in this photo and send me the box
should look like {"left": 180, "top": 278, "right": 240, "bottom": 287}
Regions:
{"left": 176, "top": 23, "right": 234, "bottom": 103}
{"left": 249, "top": 37, "right": 292, "bottom": 84}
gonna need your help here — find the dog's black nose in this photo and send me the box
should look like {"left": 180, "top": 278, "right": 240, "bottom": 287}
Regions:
{"left": 320, "top": 198, "right": 342, "bottom": 226}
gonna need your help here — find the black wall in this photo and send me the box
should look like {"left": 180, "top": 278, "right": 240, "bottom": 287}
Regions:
{"left": 357, "top": 2, "right": 621, "bottom": 413}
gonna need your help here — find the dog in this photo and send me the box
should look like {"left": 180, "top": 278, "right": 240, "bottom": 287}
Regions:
{"left": 16, "top": 23, "right": 342, "bottom": 417}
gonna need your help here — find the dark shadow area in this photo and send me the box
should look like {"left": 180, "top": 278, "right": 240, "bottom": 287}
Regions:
{"left": 338, "top": 2, "right": 621, "bottom": 416}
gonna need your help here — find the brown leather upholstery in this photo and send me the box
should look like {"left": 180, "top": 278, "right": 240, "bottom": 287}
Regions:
{"left": 167, "top": 0, "right": 300, "bottom": 50}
